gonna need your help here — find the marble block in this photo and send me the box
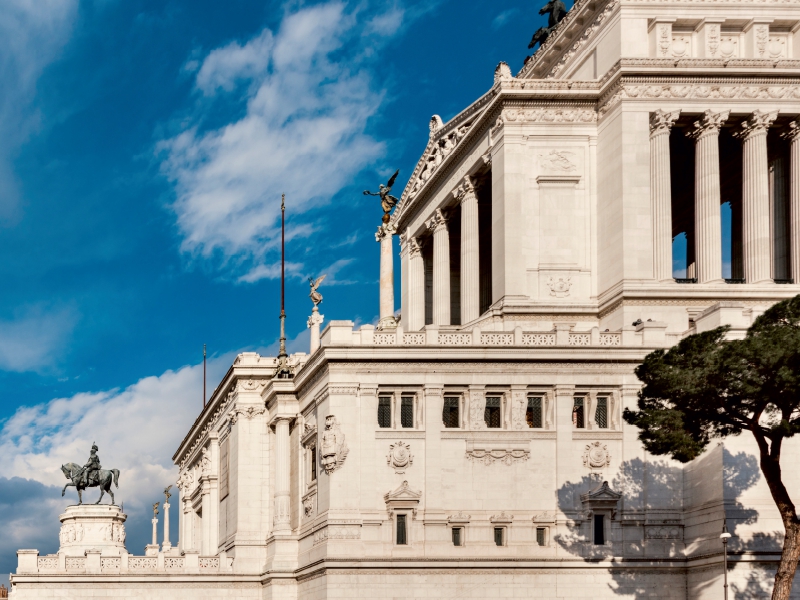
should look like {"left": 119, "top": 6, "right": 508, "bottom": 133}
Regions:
{"left": 58, "top": 504, "right": 127, "bottom": 556}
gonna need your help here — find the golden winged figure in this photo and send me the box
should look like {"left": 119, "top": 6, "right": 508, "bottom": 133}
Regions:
{"left": 363, "top": 170, "right": 400, "bottom": 223}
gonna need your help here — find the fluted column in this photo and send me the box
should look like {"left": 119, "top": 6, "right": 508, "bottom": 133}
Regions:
{"left": 162, "top": 502, "right": 171, "bottom": 551}
{"left": 408, "top": 238, "right": 425, "bottom": 330}
{"left": 454, "top": 177, "right": 480, "bottom": 322}
{"left": 736, "top": 110, "right": 778, "bottom": 283}
{"left": 376, "top": 223, "right": 397, "bottom": 329}
{"left": 427, "top": 209, "right": 450, "bottom": 326}
{"left": 782, "top": 121, "right": 800, "bottom": 284}
{"left": 650, "top": 110, "right": 680, "bottom": 281}
{"left": 182, "top": 499, "right": 193, "bottom": 551}
{"left": 273, "top": 417, "right": 291, "bottom": 534}
{"left": 688, "top": 110, "right": 729, "bottom": 283}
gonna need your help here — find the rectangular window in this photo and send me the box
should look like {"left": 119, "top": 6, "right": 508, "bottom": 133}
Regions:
{"left": 594, "top": 514, "right": 605, "bottom": 545}
{"left": 452, "top": 527, "right": 462, "bottom": 546}
{"left": 396, "top": 514, "right": 408, "bottom": 545}
{"left": 526, "top": 397, "right": 542, "bottom": 428}
{"left": 536, "top": 527, "right": 546, "bottom": 547}
{"left": 595, "top": 397, "right": 608, "bottom": 429}
{"left": 442, "top": 396, "right": 460, "bottom": 428}
{"left": 494, "top": 527, "right": 505, "bottom": 546}
{"left": 401, "top": 396, "right": 414, "bottom": 428}
{"left": 310, "top": 446, "right": 317, "bottom": 482}
{"left": 378, "top": 395, "right": 392, "bottom": 428}
{"left": 573, "top": 396, "right": 585, "bottom": 429}
{"left": 485, "top": 397, "right": 501, "bottom": 428}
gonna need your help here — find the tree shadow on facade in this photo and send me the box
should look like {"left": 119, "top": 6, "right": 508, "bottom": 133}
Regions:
{"left": 553, "top": 449, "right": 765, "bottom": 598}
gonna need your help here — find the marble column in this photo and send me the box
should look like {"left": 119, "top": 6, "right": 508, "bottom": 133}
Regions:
{"left": 688, "top": 109, "right": 729, "bottom": 283}
{"left": 782, "top": 121, "right": 800, "bottom": 283}
{"left": 182, "top": 499, "right": 193, "bottom": 551}
{"left": 736, "top": 110, "right": 778, "bottom": 283}
{"left": 201, "top": 481, "right": 210, "bottom": 553}
{"left": 408, "top": 237, "right": 424, "bottom": 330}
{"left": 162, "top": 502, "right": 171, "bottom": 552}
{"left": 427, "top": 209, "right": 450, "bottom": 326}
{"left": 307, "top": 308, "right": 323, "bottom": 353}
{"left": 455, "top": 177, "right": 480, "bottom": 322}
{"left": 273, "top": 417, "right": 291, "bottom": 534}
{"left": 650, "top": 110, "right": 680, "bottom": 281}
{"left": 376, "top": 223, "right": 397, "bottom": 329}
{"left": 151, "top": 517, "right": 158, "bottom": 546}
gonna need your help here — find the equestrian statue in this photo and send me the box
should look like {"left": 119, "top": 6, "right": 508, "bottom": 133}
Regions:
{"left": 61, "top": 443, "right": 120, "bottom": 505}
{"left": 528, "top": 0, "right": 568, "bottom": 50}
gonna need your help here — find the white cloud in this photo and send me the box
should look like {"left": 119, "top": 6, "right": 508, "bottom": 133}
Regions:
{"left": 158, "top": 1, "right": 393, "bottom": 278}
{"left": 492, "top": 8, "right": 519, "bottom": 30}
{"left": 0, "top": 0, "right": 78, "bottom": 222}
{"left": 0, "top": 305, "right": 77, "bottom": 372}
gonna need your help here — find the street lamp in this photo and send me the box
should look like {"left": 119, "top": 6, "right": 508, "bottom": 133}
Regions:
{"left": 720, "top": 519, "right": 732, "bottom": 600}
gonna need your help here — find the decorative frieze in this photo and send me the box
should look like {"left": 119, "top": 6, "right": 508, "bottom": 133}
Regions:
{"left": 466, "top": 447, "right": 530, "bottom": 465}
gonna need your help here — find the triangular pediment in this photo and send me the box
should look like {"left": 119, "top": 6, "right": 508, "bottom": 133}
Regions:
{"left": 384, "top": 480, "right": 422, "bottom": 503}
{"left": 580, "top": 481, "right": 622, "bottom": 503}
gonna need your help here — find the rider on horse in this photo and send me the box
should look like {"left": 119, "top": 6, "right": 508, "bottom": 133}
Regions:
{"left": 80, "top": 444, "right": 102, "bottom": 488}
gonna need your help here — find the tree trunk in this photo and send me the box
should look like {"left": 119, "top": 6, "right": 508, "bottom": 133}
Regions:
{"left": 755, "top": 435, "right": 800, "bottom": 600}
{"left": 773, "top": 521, "right": 800, "bottom": 600}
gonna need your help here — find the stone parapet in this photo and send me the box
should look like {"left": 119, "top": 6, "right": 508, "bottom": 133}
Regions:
{"left": 22, "top": 551, "right": 230, "bottom": 575}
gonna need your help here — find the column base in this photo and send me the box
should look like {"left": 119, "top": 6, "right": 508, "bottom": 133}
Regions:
{"left": 697, "top": 278, "right": 725, "bottom": 284}
{"left": 144, "top": 544, "right": 160, "bottom": 557}
{"left": 376, "top": 316, "right": 397, "bottom": 330}
{"left": 264, "top": 534, "right": 298, "bottom": 572}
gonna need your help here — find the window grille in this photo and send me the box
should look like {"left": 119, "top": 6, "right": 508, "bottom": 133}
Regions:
{"left": 573, "top": 396, "right": 585, "bottom": 428}
{"left": 595, "top": 397, "right": 608, "bottom": 429}
{"left": 397, "top": 514, "right": 407, "bottom": 545}
{"left": 593, "top": 514, "right": 605, "bottom": 545}
{"left": 378, "top": 396, "right": 392, "bottom": 428}
{"left": 536, "top": 527, "right": 546, "bottom": 547}
{"left": 494, "top": 527, "right": 504, "bottom": 546}
{"left": 442, "top": 396, "right": 460, "bottom": 428}
{"left": 526, "top": 397, "right": 542, "bottom": 428}
{"left": 401, "top": 396, "right": 414, "bottom": 428}
{"left": 452, "top": 527, "right": 462, "bottom": 546}
{"left": 485, "top": 397, "right": 501, "bottom": 428}
{"left": 310, "top": 447, "right": 317, "bottom": 482}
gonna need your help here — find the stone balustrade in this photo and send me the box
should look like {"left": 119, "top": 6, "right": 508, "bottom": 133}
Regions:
{"left": 19, "top": 550, "right": 227, "bottom": 575}
{"left": 321, "top": 320, "right": 678, "bottom": 349}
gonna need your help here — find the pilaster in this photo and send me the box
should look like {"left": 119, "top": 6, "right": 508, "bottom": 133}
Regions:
{"left": 408, "top": 237, "right": 425, "bottom": 331}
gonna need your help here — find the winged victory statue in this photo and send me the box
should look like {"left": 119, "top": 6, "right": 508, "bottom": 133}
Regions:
{"left": 363, "top": 170, "right": 400, "bottom": 223}
{"left": 309, "top": 274, "right": 326, "bottom": 307}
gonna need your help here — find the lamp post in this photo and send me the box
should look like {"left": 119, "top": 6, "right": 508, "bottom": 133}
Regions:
{"left": 720, "top": 519, "right": 731, "bottom": 600}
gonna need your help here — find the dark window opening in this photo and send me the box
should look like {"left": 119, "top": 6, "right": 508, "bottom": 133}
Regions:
{"left": 423, "top": 239, "right": 433, "bottom": 325}
{"left": 494, "top": 527, "right": 504, "bottom": 546}
{"left": 477, "top": 170, "right": 493, "bottom": 315}
{"left": 310, "top": 447, "right": 317, "bottom": 482}
{"left": 595, "top": 397, "right": 608, "bottom": 429}
{"left": 526, "top": 397, "right": 542, "bottom": 428}
{"left": 452, "top": 527, "right": 462, "bottom": 546}
{"left": 593, "top": 514, "right": 605, "bottom": 545}
{"left": 378, "top": 396, "right": 392, "bottom": 428}
{"left": 443, "top": 396, "right": 460, "bottom": 428}
{"left": 573, "top": 397, "right": 585, "bottom": 428}
{"left": 397, "top": 514, "right": 407, "bottom": 545}
{"left": 401, "top": 396, "right": 414, "bottom": 428}
{"left": 536, "top": 527, "right": 546, "bottom": 547}
{"left": 484, "top": 397, "right": 501, "bottom": 428}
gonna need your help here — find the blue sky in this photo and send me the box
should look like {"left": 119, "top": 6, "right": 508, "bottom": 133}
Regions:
{"left": 0, "top": 0, "right": 553, "bottom": 579}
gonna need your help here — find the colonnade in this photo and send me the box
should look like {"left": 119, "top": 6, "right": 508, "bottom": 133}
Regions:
{"left": 403, "top": 176, "right": 482, "bottom": 331}
{"left": 650, "top": 109, "right": 800, "bottom": 284}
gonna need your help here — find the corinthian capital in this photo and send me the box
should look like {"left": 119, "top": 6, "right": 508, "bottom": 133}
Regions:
{"left": 375, "top": 222, "right": 397, "bottom": 242}
{"left": 408, "top": 237, "right": 423, "bottom": 258}
{"left": 649, "top": 109, "right": 680, "bottom": 136}
{"left": 781, "top": 120, "right": 800, "bottom": 142}
{"left": 688, "top": 110, "right": 730, "bottom": 140}
{"left": 426, "top": 208, "right": 449, "bottom": 233}
{"left": 452, "top": 176, "right": 476, "bottom": 204}
{"left": 733, "top": 110, "right": 778, "bottom": 140}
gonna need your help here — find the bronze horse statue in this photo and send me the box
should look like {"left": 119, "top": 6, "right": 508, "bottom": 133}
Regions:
{"left": 61, "top": 463, "right": 120, "bottom": 505}
{"left": 528, "top": 0, "right": 568, "bottom": 50}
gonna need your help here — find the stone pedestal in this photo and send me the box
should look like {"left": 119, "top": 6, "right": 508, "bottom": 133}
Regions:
{"left": 307, "top": 308, "right": 324, "bottom": 353}
{"left": 58, "top": 504, "right": 127, "bottom": 557}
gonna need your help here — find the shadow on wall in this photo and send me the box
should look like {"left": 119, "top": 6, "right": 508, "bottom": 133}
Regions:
{"left": 553, "top": 449, "right": 770, "bottom": 598}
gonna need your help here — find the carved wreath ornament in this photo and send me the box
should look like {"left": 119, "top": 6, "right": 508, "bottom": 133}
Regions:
{"left": 583, "top": 441, "right": 611, "bottom": 470}
{"left": 387, "top": 441, "right": 413, "bottom": 474}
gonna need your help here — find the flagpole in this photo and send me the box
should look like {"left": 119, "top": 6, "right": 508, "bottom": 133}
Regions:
{"left": 276, "top": 194, "right": 291, "bottom": 377}
{"left": 203, "top": 344, "right": 207, "bottom": 407}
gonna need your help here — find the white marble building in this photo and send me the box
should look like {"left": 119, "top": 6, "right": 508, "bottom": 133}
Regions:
{"left": 11, "top": 0, "right": 800, "bottom": 597}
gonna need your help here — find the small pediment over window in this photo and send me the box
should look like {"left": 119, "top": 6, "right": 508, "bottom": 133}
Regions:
{"left": 384, "top": 481, "right": 422, "bottom": 515}
{"left": 580, "top": 481, "right": 622, "bottom": 518}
